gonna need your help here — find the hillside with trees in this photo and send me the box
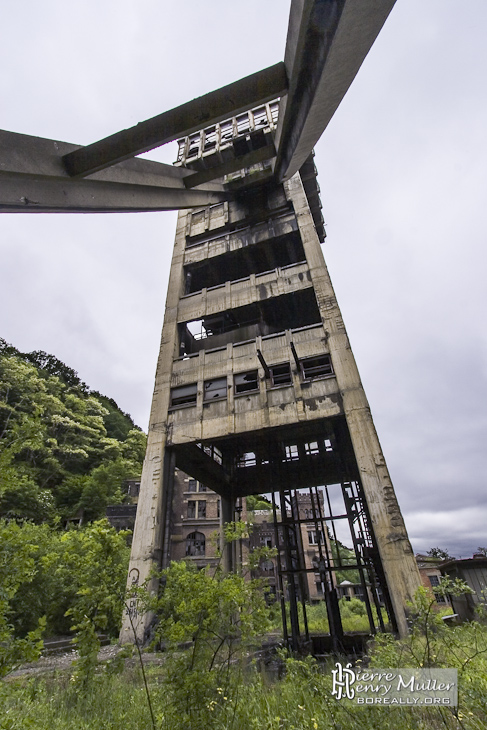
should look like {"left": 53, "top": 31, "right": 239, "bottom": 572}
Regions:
{"left": 0, "top": 337, "right": 146, "bottom": 524}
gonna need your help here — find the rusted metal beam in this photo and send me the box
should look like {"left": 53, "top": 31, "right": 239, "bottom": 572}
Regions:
{"left": 0, "top": 130, "right": 228, "bottom": 213}
{"left": 274, "top": 0, "right": 397, "bottom": 182}
{"left": 62, "top": 63, "right": 288, "bottom": 178}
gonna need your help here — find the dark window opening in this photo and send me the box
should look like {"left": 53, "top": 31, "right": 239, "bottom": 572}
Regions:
{"left": 301, "top": 355, "right": 333, "bottom": 379}
{"left": 198, "top": 501, "right": 206, "bottom": 519}
{"left": 234, "top": 370, "right": 258, "bottom": 394}
{"left": 270, "top": 363, "right": 292, "bottom": 386}
{"left": 184, "top": 229, "right": 305, "bottom": 293}
{"left": 188, "top": 479, "right": 197, "bottom": 492}
{"left": 197, "top": 442, "right": 223, "bottom": 466}
{"left": 171, "top": 383, "right": 197, "bottom": 407}
{"left": 187, "top": 501, "right": 196, "bottom": 518}
{"left": 186, "top": 531, "right": 205, "bottom": 556}
{"left": 179, "top": 289, "right": 321, "bottom": 355}
{"left": 204, "top": 377, "right": 227, "bottom": 401}
{"left": 198, "top": 484, "right": 207, "bottom": 492}
{"left": 237, "top": 452, "right": 257, "bottom": 468}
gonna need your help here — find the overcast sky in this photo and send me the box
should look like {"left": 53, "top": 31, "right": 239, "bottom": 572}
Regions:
{"left": 1, "top": 1, "right": 486, "bottom": 558}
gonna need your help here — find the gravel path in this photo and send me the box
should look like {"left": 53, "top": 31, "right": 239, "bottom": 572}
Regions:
{"left": 6, "top": 645, "right": 163, "bottom": 681}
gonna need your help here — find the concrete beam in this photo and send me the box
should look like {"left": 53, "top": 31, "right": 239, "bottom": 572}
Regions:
{"left": 62, "top": 63, "right": 288, "bottom": 178}
{"left": 0, "top": 130, "right": 228, "bottom": 212}
{"left": 274, "top": 0, "right": 397, "bottom": 182}
{"left": 183, "top": 142, "right": 276, "bottom": 189}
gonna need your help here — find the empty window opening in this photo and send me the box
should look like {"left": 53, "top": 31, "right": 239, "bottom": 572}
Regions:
{"left": 171, "top": 383, "right": 197, "bottom": 407}
{"left": 184, "top": 230, "right": 305, "bottom": 293}
{"left": 284, "top": 444, "right": 299, "bottom": 462}
{"left": 186, "top": 531, "right": 205, "bottom": 556}
{"left": 204, "top": 377, "right": 227, "bottom": 401}
{"left": 305, "top": 441, "right": 319, "bottom": 456}
{"left": 270, "top": 363, "right": 292, "bottom": 387}
{"left": 260, "top": 559, "right": 274, "bottom": 574}
{"left": 198, "top": 442, "right": 223, "bottom": 466}
{"left": 188, "top": 479, "right": 197, "bottom": 492}
{"left": 234, "top": 371, "right": 258, "bottom": 394}
{"left": 301, "top": 355, "right": 333, "bottom": 379}
{"left": 237, "top": 451, "right": 257, "bottom": 468}
{"left": 179, "top": 289, "right": 321, "bottom": 355}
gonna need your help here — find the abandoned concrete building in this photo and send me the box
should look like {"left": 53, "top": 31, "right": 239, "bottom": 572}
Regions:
{"left": 122, "top": 95, "right": 421, "bottom": 647}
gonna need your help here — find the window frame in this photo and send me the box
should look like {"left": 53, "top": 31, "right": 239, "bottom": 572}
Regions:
{"left": 269, "top": 362, "right": 292, "bottom": 387}
{"left": 234, "top": 370, "right": 259, "bottom": 395}
{"left": 170, "top": 383, "right": 197, "bottom": 408}
{"left": 301, "top": 354, "right": 333, "bottom": 380}
{"left": 203, "top": 376, "right": 228, "bottom": 402}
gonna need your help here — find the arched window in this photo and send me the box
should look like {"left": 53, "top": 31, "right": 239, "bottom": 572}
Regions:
{"left": 186, "top": 531, "right": 205, "bottom": 556}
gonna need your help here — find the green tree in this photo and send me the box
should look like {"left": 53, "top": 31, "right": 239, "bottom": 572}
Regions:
{"left": 427, "top": 547, "right": 453, "bottom": 561}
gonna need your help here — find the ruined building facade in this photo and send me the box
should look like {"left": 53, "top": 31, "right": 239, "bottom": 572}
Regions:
{"left": 121, "top": 104, "right": 420, "bottom": 645}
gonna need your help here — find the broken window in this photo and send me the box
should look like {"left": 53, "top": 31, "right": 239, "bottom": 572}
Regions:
{"left": 188, "top": 479, "right": 197, "bottom": 493}
{"left": 198, "top": 483, "right": 207, "bottom": 492}
{"left": 301, "top": 355, "right": 333, "bottom": 379}
{"left": 171, "top": 383, "right": 197, "bottom": 407}
{"left": 198, "top": 501, "right": 206, "bottom": 519}
{"left": 186, "top": 531, "right": 205, "bottom": 557}
{"left": 186, "top": 134, "right": 200, "bottom": 160}
{"left": 204, "top": 377, "right": 227, "bottom": 401}
{"left": 252, "top": 106, "right": 269, "bottom": 129}
{"left": 269, "top": 363, "right": 292, "bottom": 386}
{"left": 234, "top": 370, "right": 258, "bottom": 394}
{"left": 187, "top": 501, "right": 196, "bottom": 518}
{"left": 236, "top": 112, "right": 251, "bottom": 135}
{"left": 260, "top": 559, "right": 274, "bottom": 573}
{"left": 203, "top": 126, "right": 217, "bottom": 152}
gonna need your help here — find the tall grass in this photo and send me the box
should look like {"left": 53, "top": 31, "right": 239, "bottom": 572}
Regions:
{"left": 2, "top": 613, "right": 487, "bottom": 730}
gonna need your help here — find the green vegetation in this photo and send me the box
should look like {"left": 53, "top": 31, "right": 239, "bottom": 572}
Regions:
{"left": 0, "top": 519, "right": 130, "bottom": 674}
{"left": 2, "top": 577, "right": 487, "bottom": 729}
{"left": 0, "top": 337, "right": 145, "bottom": 525}
{"left": 2, "top": 339, "right": 486, "bottom": 728}
{"left": 0, "top": 338, "right": 141, "bottom": 667}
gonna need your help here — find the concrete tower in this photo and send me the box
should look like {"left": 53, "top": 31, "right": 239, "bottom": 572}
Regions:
{"left": 121, "top": 101, "right": 420, "bottom": 645}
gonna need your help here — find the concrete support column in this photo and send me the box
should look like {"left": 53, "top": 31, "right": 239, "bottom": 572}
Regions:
{"left": 220, "top": 494, "right": 236, "bottom": 573}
